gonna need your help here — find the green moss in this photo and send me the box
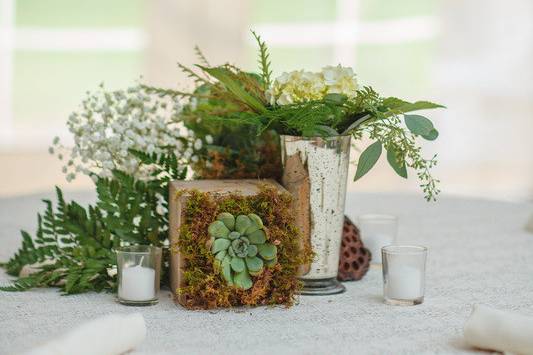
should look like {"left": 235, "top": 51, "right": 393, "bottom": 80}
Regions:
{"left": 175, "top": 184, "right": 312, "bottom": 309}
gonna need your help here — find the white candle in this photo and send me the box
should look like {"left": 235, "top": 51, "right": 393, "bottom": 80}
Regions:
{"left": 386, "top": 264, "right": 423, "bottom": 300}
{"left": 364, "top": 233, "right": 394, "bottom": 264}
{"left": 119, "top": 265, "right": 156, "bottom": 301}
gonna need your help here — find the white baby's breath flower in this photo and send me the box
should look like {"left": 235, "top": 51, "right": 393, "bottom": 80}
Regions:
{"left": 52, "top": 84, "right": 195, "bottom": 182}
{"left": 205, "top": 135, "right": 213, "bottom": 144}
{"left": 107, "top": 266, "right": 117, "bottom": 277}
{"left": 194, "top": 138, "right": 202, "bottom": 150}
{"left": 156, "top": 204, "right": 166, "bottom": 216}
{"left": 132, "top": 216, "right": 141, "bottom": 227}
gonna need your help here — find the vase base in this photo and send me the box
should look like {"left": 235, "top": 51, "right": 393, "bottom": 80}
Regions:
{"left": 117, "top": 298, "right": 159, "bottom": 306}
{"left": 299, "top": 278, "right": 346, "bottom": 296}
{"left": 384, "top": 296, "right": 424, "bottom": 306}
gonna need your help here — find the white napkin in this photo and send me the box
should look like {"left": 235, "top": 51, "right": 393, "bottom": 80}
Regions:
{"left": 464, "top": 304, "right": 533, "bottom": 355}
{"left": 24, "top": 313, "right": 146, "bottom": 355}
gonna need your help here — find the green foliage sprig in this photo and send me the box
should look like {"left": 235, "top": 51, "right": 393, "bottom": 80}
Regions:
{"left": 151, "top": 35, "right": 444, "bottom": 200}
{"left": 1, "top": 150, "right": 186, "bottom": 293}
{"left": 1, "top": 187, "right": 117, "bottom": 293}
{"left": 251, "top": 30, "right": 272, "bottom": 91}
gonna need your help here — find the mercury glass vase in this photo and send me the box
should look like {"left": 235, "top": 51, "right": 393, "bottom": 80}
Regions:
{"left": 281, "top": 135, "right": 351, "bottom": 295}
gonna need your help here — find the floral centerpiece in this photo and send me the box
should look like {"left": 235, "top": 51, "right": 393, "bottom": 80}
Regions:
{"left": 1, "top": 32, "right": 443, "bottom": 302}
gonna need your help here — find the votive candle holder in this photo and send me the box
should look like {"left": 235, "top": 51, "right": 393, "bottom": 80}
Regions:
{"left": 116, "top": 245, "right": 162, "bottom": 306}
{"left": 382, "top": 245, "right": 427, "bottom": 306}
{"left": 358, "top": 214, "right": 398, "bottom": 264}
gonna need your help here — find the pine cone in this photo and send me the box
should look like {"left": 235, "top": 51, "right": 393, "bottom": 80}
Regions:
{"left": 337, "top": 216, "right": 371, "bottom": 281}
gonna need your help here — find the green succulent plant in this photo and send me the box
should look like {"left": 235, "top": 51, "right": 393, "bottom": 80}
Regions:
{"left": 209, "top": 212, "right": 277, "bottom": 290}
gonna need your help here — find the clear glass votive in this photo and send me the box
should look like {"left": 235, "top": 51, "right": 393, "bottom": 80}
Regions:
{"left": 116, "top": 245, "right": 162, "bottom": 306}
{"left": 382, "top": 245, "right": 427, "bottom": 306}
{"left": 358, "top": 214, "right": 398, "bottom": 264}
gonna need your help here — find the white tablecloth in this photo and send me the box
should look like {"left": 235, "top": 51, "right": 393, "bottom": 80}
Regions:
{"left": 1, "top": 191, "right": 532, "bottom": 355}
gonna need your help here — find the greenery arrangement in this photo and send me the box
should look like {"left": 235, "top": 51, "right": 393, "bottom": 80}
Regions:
{"left": 146, "top": 32, "right": 444, "bottom": 200}
{"left": 1, "top": 31, "right": 443, "bottom": 297}
{"left": 1, "top": 151, "right": 185, "bottom": 293}
{"left": 176, "top": 186, "right": 311, "bottom": 309}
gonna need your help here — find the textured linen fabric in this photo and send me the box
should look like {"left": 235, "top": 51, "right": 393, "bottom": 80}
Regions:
{"left": 1, "top": 191, "right": 533, "bottom": 355}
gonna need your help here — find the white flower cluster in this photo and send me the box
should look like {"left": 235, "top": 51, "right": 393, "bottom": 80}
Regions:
{"left": 266, "top": 65, "right": 359, "bottom": 106}
{"left": 50, "top": 85, "right": 207, "bottom": 182}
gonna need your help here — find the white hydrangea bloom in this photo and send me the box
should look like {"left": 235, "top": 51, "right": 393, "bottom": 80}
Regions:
{"left": 51, "top": 85, "right": 197, "bottom": 182}
{"left": 321, "top": 65, "right": 358, "bottom": 96}
{"left": 266, "top": 64, "right": 359, "bottom": 106}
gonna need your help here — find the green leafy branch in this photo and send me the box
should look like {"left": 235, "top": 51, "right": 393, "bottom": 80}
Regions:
{"left": 352, "top": 111, "right": 442, "bottom": 201}
{"left": 1, "top": 187, "right": 117, "bottom": 293}
{"left": 1, "top": 151, "right": 187, "bottom": 293}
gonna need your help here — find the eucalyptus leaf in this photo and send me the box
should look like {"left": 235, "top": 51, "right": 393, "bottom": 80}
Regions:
{"left": 354, "top": 141, "right": 382, "bottom": 181}
{"left": 404, "top": 115, "right": 434, "bottom": 136}
{"left": 424, "top": 128, "right": 439, "bottom": 141}
{"left": 383, "top": 97, "right": 445, "bottom": 114}
{"left": 386, "top": 147, "right": 407, "bottom": 179}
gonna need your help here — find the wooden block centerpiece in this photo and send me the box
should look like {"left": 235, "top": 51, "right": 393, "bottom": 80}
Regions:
{"left": 169, "top": 179, "right": 311, "bottom": 309}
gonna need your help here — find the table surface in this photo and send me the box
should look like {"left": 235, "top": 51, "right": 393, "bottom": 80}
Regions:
{"left": 1, "top": 191, "right": 533, "bottom": 355}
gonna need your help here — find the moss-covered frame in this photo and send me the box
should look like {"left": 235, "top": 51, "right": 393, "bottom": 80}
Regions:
{"left": 172, "top": 183, "right": 311, "bottom": 309}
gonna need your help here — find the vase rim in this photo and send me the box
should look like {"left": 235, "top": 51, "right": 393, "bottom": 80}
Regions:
{"left": 115, "top": 245, "right": 162, "bottom": 255}
{"left": 280, "top": 134, "right": 351, "bottom": 139}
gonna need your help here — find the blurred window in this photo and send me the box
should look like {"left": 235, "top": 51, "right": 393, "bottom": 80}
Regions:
{"left": 0, "top": 0, "right": 145, "bottom": 149}
{"left": 0, "top": 0, "right": 438, "bottom": 149}
{"left": 250, "top": 0, "right": 438, "bottom": 98}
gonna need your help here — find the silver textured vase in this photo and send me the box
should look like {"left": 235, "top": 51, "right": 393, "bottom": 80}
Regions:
{"left": 281, "top": 135, "right": 351, "bottom": 295}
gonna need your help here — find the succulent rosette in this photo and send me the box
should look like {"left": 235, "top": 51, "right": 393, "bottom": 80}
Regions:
{"left": 208, "top": 212, "right": 277, "bottom": 290}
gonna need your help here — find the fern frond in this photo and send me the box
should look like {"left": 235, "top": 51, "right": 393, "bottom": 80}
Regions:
{"left": 0, "top": 276, "right": 40, "bottom": 292}
{"left": 140, "top": 84, "right": 195, "bottom": 99}
{"left": 178, "top": 63, "right": 211, "bottom": 85}
{"left": 194, "top": 45, "right": 210, "bottom": 66}
{"left": 251, "top": 30, "right": 272, "bottom": 91}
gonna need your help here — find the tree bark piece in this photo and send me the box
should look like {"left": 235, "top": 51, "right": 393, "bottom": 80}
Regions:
{"left": 281, "top": 153, "right": 312, "bottom": 276}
